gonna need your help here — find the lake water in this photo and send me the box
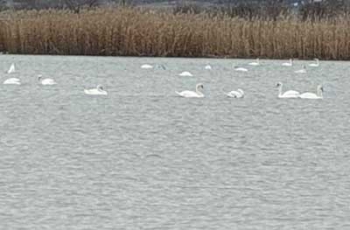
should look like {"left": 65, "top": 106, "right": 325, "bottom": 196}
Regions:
{"left": 0, "top": 55, "right": 349, "bottom": 229}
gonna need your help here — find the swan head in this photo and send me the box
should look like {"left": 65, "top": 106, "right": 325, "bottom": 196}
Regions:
{"left": 318, "top": 85, "right": 324, "bottom": 92}
{"left": 276, "top": 82, "right": 283, "bottom": 88}
{"left": 38, "top": 75, "right": 42, "bottom": 81}
{"left": 97, "top": 85, "right": 104, "bottom": 91}
{"left": 196, "top": 83, "right": 204, "bottom": 90}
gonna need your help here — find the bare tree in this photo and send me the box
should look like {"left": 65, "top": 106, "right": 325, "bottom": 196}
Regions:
{"left": 64, "top": 0, "right": 99, "bottom": 13}
{"left": 109, "top": 0, "right": 132, "bottom": 6}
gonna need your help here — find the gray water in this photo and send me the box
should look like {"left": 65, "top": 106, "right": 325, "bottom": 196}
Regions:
{"left": 0, "top": 55, "right": 349, "bottom": 229}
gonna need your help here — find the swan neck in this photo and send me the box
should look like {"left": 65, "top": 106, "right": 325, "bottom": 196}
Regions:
{"left": 278, "top": 85, "right": 283, "bottom": 96}
{"left": 196, "top": 86, "right": 203, "bottom": 96}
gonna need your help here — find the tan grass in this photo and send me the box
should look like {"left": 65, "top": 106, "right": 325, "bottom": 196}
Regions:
{"left": 0, "top": 8, "right": 349, "bottom": 59}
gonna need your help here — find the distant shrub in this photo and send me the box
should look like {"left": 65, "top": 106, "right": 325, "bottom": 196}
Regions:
{"left": 173, "top": 3, "right": 203, "bottom": 15}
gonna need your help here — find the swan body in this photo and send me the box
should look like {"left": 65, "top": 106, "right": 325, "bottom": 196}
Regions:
{"left": 309, "top": 58, "right": 320, "bottom": 67}
{"left": 282, "top": 59, "right": 293, "bottom": 67}
{"left": 7, "top": 63, "right": 15, "bottom": 74}
{"left": 299, "top": 85, "right": 323, "bottom": 99}
{"left": 295, "top": 65, "right": 307, "bottom": 74}
{"left": 141, "top": 64, "right": 153, "bottom": 69}
{"left": 3, "top": 78, "right": 20, "bottom": 85}
{"left": 233, "top": 66, "right": 248, "bottom": 72}
{"left": 227, "top": 89, "right": 244, "bottom": 98}
{"left": 179, "top": 71, "right": 193, "bottom": 77}
{"left": 38, "top": 75, "right": 56, "bottom": 85}
{"left": 84, "top": 85, "right": 107, "bottom": 95}
{"left": 205, "top": 65, "right": 212, "bottom": 70}
{"left": 176, "top": 83, "right": 204, "bottom": 98}
{"left": 276, "top": 82, "right": 300, "bottom": 98}
{"left": 249, "top": 58, "right": 260, "bottom": 66}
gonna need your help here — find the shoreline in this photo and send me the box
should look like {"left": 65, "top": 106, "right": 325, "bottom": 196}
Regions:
{"left": 0, "top": 53, "right": 349, "bottom": 62}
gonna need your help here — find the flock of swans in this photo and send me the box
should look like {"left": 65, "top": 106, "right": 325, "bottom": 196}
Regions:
{"left": 174, "top": 58, "right": 323, "bottom": 99}
{"left": 2, "top": 58, "right": 323, "bottom": 99}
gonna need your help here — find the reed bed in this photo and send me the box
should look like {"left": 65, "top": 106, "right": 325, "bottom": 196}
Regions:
{"left": 0, "top": 8, "right": 350, "bottom": 59}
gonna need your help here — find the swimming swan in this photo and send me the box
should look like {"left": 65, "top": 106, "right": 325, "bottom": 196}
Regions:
{"left": 276, "top": 82, "right": 300, "bottom": 98}
{"left": 38, "top": 75, "right": 56, "bottom": 85}
{"left": 233, "top": 65, "right": 248, "bottom": 72}
{"left": 227, "top": 89, "right": 244, "bottom": 98}
{"left": 294, "top": 65, "right": 307, "bottom": 74}
{"left": 299, "top": 85, "right": 323, "bottom": 99}
{"left": 282, "top": 59, "right": 293, "bottom": 67}
{"left": 141, "top": 64, "right": 153, "bottom": 69}
{"left": 176, "top": 83, "right": 204, "bottom": 98}
{"left": 179, "top": 71, "right": 193, "bottom": 77}
{"left": 205, "top": 65, "right": 212, "bottom": 70}
{"left": 309, "top": 58, "right": 320, "bottom": 67}
{"left": 7, "top": 63, "right": 15, "bottom": 74}
{"left": 3, "top": 78, "right": 20, "bottom": 85}
{"left": 249, "top": 58, "right": 260, "bottom": 66}
{"left": 84, "top": 85, "right": 108, "bottom": 95}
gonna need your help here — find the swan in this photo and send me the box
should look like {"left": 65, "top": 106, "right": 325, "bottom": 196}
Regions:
{"left": 276, "top": 82, "right": 300, "bottom": 98}
{"left": 38, "top": 75, "right": 56, "bottom": 85}
{"left": 294, "top": 65, "right": 307, "bottom": 74}
{"left": 205, "top": 65, "right": 212, "bottom": 70}
{"left": 7, "top": 63, "right": 15, "bottom": 74}
{"left": 249, "top": 58, "right": 260, "bottom": 66}
{"left": 299, "top": 85, "right": 323, "bottom": 99}
{"left": 141, "top": 64, "right": 153, "bottom": 69}
{"left": 233, "top": 65, "right": 248, "bottom": 72}
{"left": 227, "top": 89, "right": 244, "bottom": 98}
{"left": 84, "top": 85, "right": 108, "bottom": 95}
{"left": 309, "top": 58, "right": 320, "bottom": 67}
{"left": 179, "top": 71, "right": 193, "bottom": 77}
{"left": 282, "top": 59, "right": 293, "bottom": 67}
{"left": 176, "top": 83, "right": 204, "bottom": 98}
{"left": 3, "top": 78, "right": 20, "bottom": 85}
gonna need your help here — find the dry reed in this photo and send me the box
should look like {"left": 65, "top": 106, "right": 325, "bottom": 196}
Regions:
{"left": 0, "top": 8, "right": 350, "bottom": 59}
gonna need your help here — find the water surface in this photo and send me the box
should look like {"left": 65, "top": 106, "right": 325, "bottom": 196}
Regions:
{"left": 0, "top": 55, "right": 349, "bottom": 229}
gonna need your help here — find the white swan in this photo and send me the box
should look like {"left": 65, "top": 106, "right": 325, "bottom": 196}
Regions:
{"left": 205, "top": 65, "right": 212, "bottom": 70}
{"left": 3, "top": 78, "right": 20, "bottom": 85}
{"left": 249, "top": 58, "right": 260, "bottom": 66}
{"left": 38, "top": 75, "right": 56, "bottom": 85}
{"left": 141, "top": 64, "right": 153, "bottom": 69}
{"left": 299, "top": 85, "right": 323, "bottom": 99}
{"left": 294, "top": 65, "right": 307, "bottom": 74}
{"left": 233, "top": 65, "right": 248, "bottom": 72}
{"left": 7, "top": 63, "right": 15, "bottom": 74}
{"left": 179, "top": 71, "right": 193, "bottom": 77}
{"left": 227, "top": 89, "right": 244, "bottom": 98}
{"left": 176, "top": 83, "right": 204, "bottom": 98}
{"left": 282, "top": 59, "right": 293, "bottom": 67}
{"left": 276, "top": 82, "right": 300, "bottom": 98}
{"left": 309, "top": 58, "right": 320, "bottom": 67}
{"left": 84, "top": 85, "right": 108, "bottom": 95}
